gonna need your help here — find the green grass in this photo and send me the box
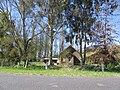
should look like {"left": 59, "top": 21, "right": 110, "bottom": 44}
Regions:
{"left": 0, "top": 62, "right": 119, "bottom": 77}
{"left": 86, "top": 51, "right": 96, "bottom": 57}
{"left": 0, "top": 66, "right": 120, "bottom": 77}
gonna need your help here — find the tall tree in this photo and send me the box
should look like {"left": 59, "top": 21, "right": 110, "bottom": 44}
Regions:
{"left": 92, "top": 0, "right": 118, "bottom": 47}
{"left": 59, "top": 26, "right": 66, "bottom": 53}
{"left": 64, "top": 0, "right": 118, "bottom": 65}
{"left": 36, "top": 0, "right": 66, "bottom": 65}
{"left": 0, "top": 10, "right": 17, "bottom": 66}
{"left": 5, "top": 0, "right": 45, "bottom": 67}
{"left": 64, "top": 0, "right": 102, "bottom": 65}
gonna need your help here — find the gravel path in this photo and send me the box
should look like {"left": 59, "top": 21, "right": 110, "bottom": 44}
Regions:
{"left": 0, "top": 73, "right": 120, "bottom": 90}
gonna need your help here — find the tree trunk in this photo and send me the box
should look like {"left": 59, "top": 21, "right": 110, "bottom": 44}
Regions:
{"left": 24, "top": 59, "right": 29, "bottom": 68}
{"left": 21, "top": 0, "right": 28, "bottom": 67}
{"left": 44, "top": 32, "right": 49, "bottom": 58}
{"left": 22, "top": 0, "right": 26, "bottom": 54}
{"left": 49, "top": 29, "right": 53, "bottom": 65}
{"left": 60, "top": 26, "right": 65, "bottom": 53}
{"left": 0, "top": 60, "right": 4, "bottom": 67}
{"left": 48, "top": 13, "right": 54, "bottom": 66}
{"left": 80, "top": 32, "right": 83, "bottom": 65}
{"left": 17, "top": 62, "right": 20, "bottom": 68}
{"left": 101, "top": 63, "right": 105, "bottom": 72}
{"left": 83, "top": 32, "right": 87, "bottom": 65}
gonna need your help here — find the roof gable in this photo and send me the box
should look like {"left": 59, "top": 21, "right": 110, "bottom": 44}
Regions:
{"left": 59, "top": 45, "right": 80, "bottom": 59}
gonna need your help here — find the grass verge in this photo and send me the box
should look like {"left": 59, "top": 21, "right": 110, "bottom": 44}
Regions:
{"left": 0, "top": 67, "right": 120, "bottom": 77}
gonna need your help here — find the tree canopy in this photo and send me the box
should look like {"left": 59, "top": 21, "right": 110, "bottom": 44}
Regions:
{"left": 0, "top": 0, "right": 119, "bottom": 68}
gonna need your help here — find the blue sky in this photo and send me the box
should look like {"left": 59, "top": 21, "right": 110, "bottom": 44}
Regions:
{"left": 61, "top": 1, "right": 120, "bottom": 51}
{"left": 1, "top": 0, "right": 119, "bottom": 53}
{"left": 110, "top": 3, "right": 120, "bottom": 44}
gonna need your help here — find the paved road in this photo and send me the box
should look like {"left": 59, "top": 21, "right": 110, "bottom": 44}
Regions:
{"left": 0, "top": 73, "right": 120, "bottom": 90}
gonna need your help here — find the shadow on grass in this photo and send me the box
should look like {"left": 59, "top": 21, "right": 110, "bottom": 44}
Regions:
{"left": 28, "top": 65, "right": 45, "bottom": 70}
{"left": 28, "top": 64, "right": 120, "bottom": 73}
{"left": 77, "top": 64, "right": 120, "bottom": 73}
{"left": 108, "top": 67, "right": 120, "bottom": 73}
{"left": 28, "top": 64, "right": 63, "bottom": 70}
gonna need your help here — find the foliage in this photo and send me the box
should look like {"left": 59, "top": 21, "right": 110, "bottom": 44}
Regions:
{"left": 0, "top": 10, "right": 19, "bottom": 66}
{"left": 91, "top": 0, "right": 118, "bottom": 46}
{"left": 64, "top": 0, "right": 118, "bottom": 65}
{"left": 64, "top": 0, "right": 109, "bottom": 65}
{"left": 0, "top": 0, "right": 119, "bottom": 70}
{"left": 88, "top": 46, "right": 120, "bottom": 67}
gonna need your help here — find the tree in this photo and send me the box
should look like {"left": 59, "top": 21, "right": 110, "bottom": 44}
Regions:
{"left": 0, "top": 10, "right": 17, "bottom": 66}
{"left": 92, "top": 0, "right": 118, "bottom": 46}
{"left": 0, "top": 0, "right": 46, "bottom": 67}
{"left": 89, "top": 0, "right": 118, "bottom": 70}
{"left": 36, "top": 0, "right": 67, "bottom": 65}
{"left": 64, "top": 0, "right": 118, "bottom": 65}
{"left": 59, "top": 26, "right": 66, "bottom": 53}
{"left": 64, "top": 0, "right": 103, "bottom": 65}
{"left": 8, "top": 0, "right": 36, "bottom": 67}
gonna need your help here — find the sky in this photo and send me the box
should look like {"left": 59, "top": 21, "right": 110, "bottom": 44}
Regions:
{"left": 1, "top": 0, "right": 120, "bottom": 53}
{"left": 110, "top": 2, "right": 120, "bottom": 45}
{"left": 67, "top": 1, "right": 120, "bottom": 50}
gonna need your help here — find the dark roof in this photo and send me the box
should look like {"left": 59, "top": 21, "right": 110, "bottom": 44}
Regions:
{"left": 59, "top": 45, "right": 80, "bottom": 58}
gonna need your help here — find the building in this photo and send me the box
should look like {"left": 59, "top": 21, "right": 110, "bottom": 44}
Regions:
{"left": 59, "top": 45, "right": 81, "bottom": 66}
{"left": 43, "top": 58, "right": 60, "bottom": 65}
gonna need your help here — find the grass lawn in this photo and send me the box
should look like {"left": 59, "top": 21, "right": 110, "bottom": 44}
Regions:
{"left": 0, "top": 66, "right": 120, "bottom": 77}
